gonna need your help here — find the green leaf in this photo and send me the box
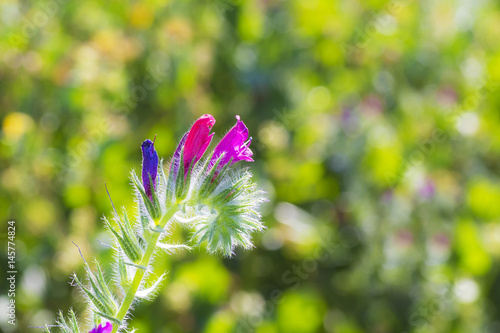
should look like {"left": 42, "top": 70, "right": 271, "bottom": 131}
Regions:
{"left": 73, "top": 274, "right": 108, "bottom": 314}
{"left": 131, "top": 171, "right": 160, "bottom": 219}
{"left": 104, "top": 216, "right": 142, "bottom": 263}
{"left": 118, "top": 255, "right": 130, "bottom": 288}
{"left": 156, "top": 242, "right": 191, "bottom": 253}
{"left": 94, "top": 261, "right": 115, "bottom": 304}
{"left": 84, "top": 263, "right": 117, "bottom": 314}
{"left": 57, "top": 311, "right": 71, "bottom": 333}
{"left": 136, "top": 272, "right": 167, "bottom": 299}
{"left": 93, "top": 310, "right": 122, "bottom": 326}
{"left": 68, "top": 308, "right": 80, "bottom": 333}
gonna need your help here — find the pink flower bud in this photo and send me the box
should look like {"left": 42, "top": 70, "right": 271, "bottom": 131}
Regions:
{"left": 182, "top": 114, "right": 216, "bottom": 175}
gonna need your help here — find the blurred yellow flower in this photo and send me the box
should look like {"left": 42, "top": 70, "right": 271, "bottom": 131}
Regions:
{"left": 2, "top": 112, "right": 33, "bottom": 141}
{"left": 129, "top": 3, "right": 154, "bottom": 29}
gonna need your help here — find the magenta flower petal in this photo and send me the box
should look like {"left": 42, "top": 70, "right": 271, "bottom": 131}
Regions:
{"left": 210, "top": 115, "right": 253, "bottom": 170}
{"left": 182, "top": 114, "right": 216, "bottom": 174}
{"left": 89, "top": 322, "right": 112, "bottom": 333}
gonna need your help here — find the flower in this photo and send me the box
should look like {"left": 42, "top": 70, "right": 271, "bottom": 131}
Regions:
{"left": 419, "top": 178, "right": 436, "bottom": 200}
{"left": 89, "top": 322, "right": 112, "bottom": 333}
{"left": 210, "top": 115, "right": 253, "bottom": 170}
{"left": 141, "top": 138, "right": 159, "bottom": 201}
{"left": 182, "top": 114, "right": 215, "bottom": 174}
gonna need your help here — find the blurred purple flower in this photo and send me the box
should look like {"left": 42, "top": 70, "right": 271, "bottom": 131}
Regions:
{"left": 141, "top": 138, "right": 159, "bottom": 201}
{"left": 340, "top": 106, "right": 360, "bottom": 137}
{"left": 341, "top": 107, "right": 353, "bottom": 124}
{"left": 396, "top": 229, "right": 414, "bottom": 247}
{"left": 360, "top": 94, "right": 384, "bottom": 115}
{"left": 89, "top": 322, "right": 112, "bottom": 333}
{"left": 183, "top": 114, "right": 215, "bottom": 174}
{"left": 210, "top": 115, "right": 253, "bottom": 170}
{"left": 419, "top": 179, "right": 436, "bottom": 200}
{"left": 437, "top": 85, "right": 458, "bottom": 107}
{"left": 433, "top": 233, "right": 450, "bottom": 248}
{"left": 381, "top": 189, "right": 393, "bottom": 203}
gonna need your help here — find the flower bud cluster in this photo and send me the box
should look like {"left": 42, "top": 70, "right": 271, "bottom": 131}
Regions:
{"left": 184, "top": 163, "right": 266, "bottom": 256}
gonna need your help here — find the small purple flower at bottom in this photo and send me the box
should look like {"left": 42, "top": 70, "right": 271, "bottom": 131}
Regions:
{"left": 210, "top": 115, "right": 253, "bottom": 170}
{"left": 89, "top": 322, "right": 112, "bottom": 333}
{"left": 141, "top": 138, "right": 159, "bottom": 201}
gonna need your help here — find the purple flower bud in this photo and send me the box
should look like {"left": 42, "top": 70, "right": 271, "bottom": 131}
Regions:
{"left": 89, "top": 322, "right": 112, "bottom": 333}
{"left": 170, "top": 133, "right": 188, "bottom": 178}
{"left": 141, "top": 138, "right": 159, "bottom": 201}
{"left": 210, "top": 115, "right": 253, "bottom": 170}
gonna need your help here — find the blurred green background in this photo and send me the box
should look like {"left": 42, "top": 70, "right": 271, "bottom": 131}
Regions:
{"left": 2, "top": 0, "right": 500, "bottom": 332}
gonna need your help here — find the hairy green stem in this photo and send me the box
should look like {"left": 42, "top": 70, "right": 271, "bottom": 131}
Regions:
{"left": 111, "top": 204, "right": 179, "bottom": 333}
